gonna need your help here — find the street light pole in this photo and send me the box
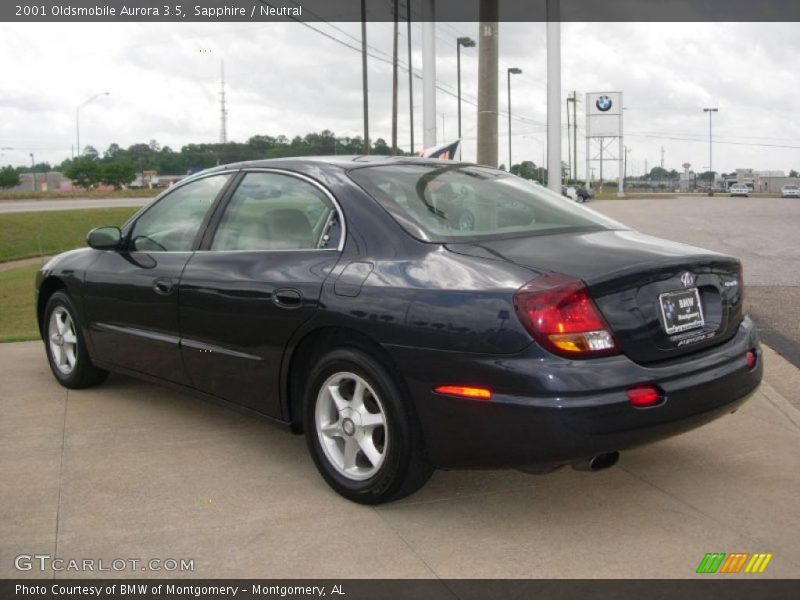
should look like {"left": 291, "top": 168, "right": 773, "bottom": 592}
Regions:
{"left": 456, "top": 36, "right": 475, "bottom": 149}
{"left": 507, "top": 67, "right": 522, "bottom": 170}
{"left": 406, "top": 0, "right": 414, "bottom": 155}
{"left": 703, "top": 107, "right": 718, "bottom": 196}
{"left": 566, "top": 91, "right": 577, "bottom": 181}
{"left": 76, "top": 92, "right": 110, "bottom": 157}
{"left": 360, "top": 0, "right": 370, "bottom": 154}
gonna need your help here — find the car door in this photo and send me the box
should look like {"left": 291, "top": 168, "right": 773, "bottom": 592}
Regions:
{"left": 82, "top": 173, "right": 234, "bottom": 383}
{"left": 178, "top": 170, "right": 344, "bottom": 416}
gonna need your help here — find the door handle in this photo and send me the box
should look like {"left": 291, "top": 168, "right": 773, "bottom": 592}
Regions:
{"left": 153, "top": 278, "right": 174, "bottom": 296}
{"left": 273, "top": 288, "right": 302, "bottom": 309}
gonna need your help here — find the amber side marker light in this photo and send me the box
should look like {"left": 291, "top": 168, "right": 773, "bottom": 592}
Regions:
{"left": 627, "top": 385, "right": 662, "bottom": 408}
{"left": 434, "top": 385, "right": 493, "bottom": 401}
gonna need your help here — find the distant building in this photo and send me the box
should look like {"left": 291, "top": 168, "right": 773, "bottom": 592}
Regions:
{"left": 724, "top": 168, "right": 800, "bottom": 193}
{"left": 9, "top": 172, "right": 73, "bottom": 193}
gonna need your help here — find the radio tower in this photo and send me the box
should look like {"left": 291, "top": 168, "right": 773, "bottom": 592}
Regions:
{"left": 219, "top": 59, "right": 228, "bottom": 143}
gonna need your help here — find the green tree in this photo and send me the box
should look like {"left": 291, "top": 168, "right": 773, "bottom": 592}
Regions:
{"left": 790, "top": 169, "right": 799, "bottom": 178}
{"left": 104, "top": 143, "right": 123, "bottom": 160}
{"left": 0, "top": 165, "right": 21, "bottom": 189}
{"left": 101, "top": 159, "right": 136, "bottom": 189}
{"left": 372, "top": 138, "right": 390, "bottom": 155}
{"left": 510, "top": 161, "right": 539, "bottom": 180}
{"left": 64, "top": 158, "right": 102, "bottom": 189}
{"left": 648, "top": 166, "right": 669, "bottom": 180}
{"left": 81, "top": 145, "right": 99, "bottom": 161}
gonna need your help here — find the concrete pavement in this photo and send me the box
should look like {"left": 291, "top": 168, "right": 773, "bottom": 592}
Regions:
{"left": 1, "top": 341, "right": 799, "bottom": 579}
{"left": 0, "top": 198, "right": 151, "bottom": 213}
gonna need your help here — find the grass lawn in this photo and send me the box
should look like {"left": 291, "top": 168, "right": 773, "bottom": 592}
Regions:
{"left": 0, "top": 188, "right": 159, "bottom": 200}
{"left": 0, "top": 265, "right": 40, "bottom": 342}
{"left": 0, "top": 207, "right": 138, "bottom": 263}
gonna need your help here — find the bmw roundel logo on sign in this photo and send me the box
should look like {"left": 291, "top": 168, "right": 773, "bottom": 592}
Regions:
{"left": 596, "top": 95, "right": 613, "bottom": 111}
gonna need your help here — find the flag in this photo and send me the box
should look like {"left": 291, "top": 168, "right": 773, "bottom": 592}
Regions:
{"left": 419, "top": 139, "right": 461, "bottom": 160}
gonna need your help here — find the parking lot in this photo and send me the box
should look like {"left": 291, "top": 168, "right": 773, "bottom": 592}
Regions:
{"left": 2, "top": 195, "right": 799, "bottom": 579}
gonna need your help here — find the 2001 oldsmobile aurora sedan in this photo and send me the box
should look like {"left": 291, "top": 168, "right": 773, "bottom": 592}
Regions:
{"left": 36, "top": 157, "right": 762, "bottom": 504}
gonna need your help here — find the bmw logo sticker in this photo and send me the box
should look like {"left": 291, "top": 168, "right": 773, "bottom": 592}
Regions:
{"left": 596, "top": 95, "right": 612, "bottom": 112}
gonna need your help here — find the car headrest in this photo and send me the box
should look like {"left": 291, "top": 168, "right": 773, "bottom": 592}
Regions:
{"left": 266, "top": 208, "right": 314, "bottom": 249}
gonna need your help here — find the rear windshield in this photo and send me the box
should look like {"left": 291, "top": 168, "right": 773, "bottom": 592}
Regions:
{"left": 348, "top": 163, "right": 624, "bottom": 242}
{"left": 785, "top": 185, "right": 798, "bottom": 190}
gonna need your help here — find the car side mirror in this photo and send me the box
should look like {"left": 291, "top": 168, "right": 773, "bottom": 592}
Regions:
{"left": 87, "top": 226, "right": 122, "bottom": 250}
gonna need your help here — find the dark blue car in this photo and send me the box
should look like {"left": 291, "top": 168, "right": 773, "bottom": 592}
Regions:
{"left": 36, "top": 157, "right": 762, "bottom": 504}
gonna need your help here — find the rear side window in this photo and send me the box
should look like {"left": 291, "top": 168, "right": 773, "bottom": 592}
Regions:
{"left": 348, "top": 164, "right": 623, "bottom": 242}
{"left": 210, "top": 172, "right": 338, "bottom": 251}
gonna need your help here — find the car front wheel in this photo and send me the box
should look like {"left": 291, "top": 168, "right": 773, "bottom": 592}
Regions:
{"left": 304, "top": 348, "right": 433, "bottom": 504}
{"left": 44, "top": 290, "right": 108, "bottom": 389}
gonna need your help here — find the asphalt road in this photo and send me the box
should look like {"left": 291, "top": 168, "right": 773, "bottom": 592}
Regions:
{"left": 0, "top": 197, "right": 151, "bottom": 213}
{"left": 591, "top": 196, "right": 800, "bottom": 369}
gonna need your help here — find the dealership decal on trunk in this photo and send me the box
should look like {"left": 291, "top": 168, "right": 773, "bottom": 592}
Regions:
{"left": 659, "top": 288, "right": 706, "bottom": 335}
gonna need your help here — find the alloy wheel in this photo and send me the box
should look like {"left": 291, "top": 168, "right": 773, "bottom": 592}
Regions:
{"left": 48, "top": 306, "right": 78, "bottom": 375}
{"left": 315, "top": 371, "right": 389, "bottom": 481}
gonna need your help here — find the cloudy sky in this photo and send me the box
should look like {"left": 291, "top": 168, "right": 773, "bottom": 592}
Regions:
{"left": 1, "top": 21, "right": 799, "bottom": 178}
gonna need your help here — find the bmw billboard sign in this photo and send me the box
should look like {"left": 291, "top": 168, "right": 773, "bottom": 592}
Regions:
{"left": 595, "top": 95, "right": 613, "bottom": 112}
{"left": 586, "top": 91, "right": 623, "bottom": 137}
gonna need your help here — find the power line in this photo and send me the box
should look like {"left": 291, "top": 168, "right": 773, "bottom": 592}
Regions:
{"left": 626, "top": 132, "right": 800, "bottom": 150}
{"left": 264, "top": 4, "right": 544, "bottom": 128}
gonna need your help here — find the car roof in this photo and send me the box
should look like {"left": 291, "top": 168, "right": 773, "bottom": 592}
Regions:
{"left": 198, "top": 155, "right": 477, "bottom": 177}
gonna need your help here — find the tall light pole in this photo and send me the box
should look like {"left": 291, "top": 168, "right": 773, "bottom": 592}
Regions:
{"left": 360, "top": 0, "right": 369, "bottom": 154}
{"left": 703, "top": 107, "right": 718, "bottom": 196}
{"left": 30, "top": 153, "right": 36, "bottom": 192}
{"left": 406, "top": 0, "right": 414, "bottom": 154}
{"left": 421, "top": 0, "right": 437, "bottom": 148}
{"left": 456, "top": 36, "right": 475, "bottom": 145}
{"left": 76, "top": 92, "right": 110, "bottom": 157}
{"left": 507, "top": 67, "right": 522, "bottom": 170}
{"left": 566, "top": 91, "right": 577, "bottom": 181}
{"left": 391, "top": 0, "right": 399, "bottom": 154}
{"left": 477, "top": 2, "right": 498, "bottom": 167}
{"left": 546, "top": 0, "right": 562, "bottom": 193}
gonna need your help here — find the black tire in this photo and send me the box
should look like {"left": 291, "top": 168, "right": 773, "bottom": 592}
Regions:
{"left": 43, "top": 290, "right": 108, "bottom": 389}
{"left": 303, "top": 348, "right": 433, "bottom": 504}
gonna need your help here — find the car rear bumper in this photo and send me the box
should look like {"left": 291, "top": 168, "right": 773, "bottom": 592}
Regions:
{"left": 386, "top": 317, "right": 762, "bottom": 469}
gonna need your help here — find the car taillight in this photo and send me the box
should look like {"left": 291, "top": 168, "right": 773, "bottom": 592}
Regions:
{"left": 513, "top": 273, "right": 619, "bottom": 358}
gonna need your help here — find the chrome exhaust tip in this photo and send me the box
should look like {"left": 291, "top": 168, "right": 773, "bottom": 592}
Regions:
{"left": 570, "top": 451, "right": 619, "bottom": 472}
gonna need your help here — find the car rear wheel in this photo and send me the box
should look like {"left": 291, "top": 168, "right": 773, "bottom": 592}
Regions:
{"left": 304, "top": 348, "right": 433, "bottom": 504}
{"left": 44, "top": 291, "right": 108, "bottom": 389}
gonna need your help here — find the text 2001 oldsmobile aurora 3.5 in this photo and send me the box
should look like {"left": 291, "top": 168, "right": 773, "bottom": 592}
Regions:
{"left": 36, "top": 157, "right": 762, "bottom": 504}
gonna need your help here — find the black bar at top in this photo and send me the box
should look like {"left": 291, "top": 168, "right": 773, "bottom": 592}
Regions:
{"left": 4, "top": 0, "right": 800, "bottom": 22}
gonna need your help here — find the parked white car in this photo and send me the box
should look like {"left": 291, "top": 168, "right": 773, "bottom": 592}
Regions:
{"left": 729, "top": 183, "right": 750, "bottom": 197}
{"left": 781, "top": 184, "right": 800, "bottom": 198}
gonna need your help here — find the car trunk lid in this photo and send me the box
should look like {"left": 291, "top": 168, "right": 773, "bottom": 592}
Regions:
{"left": 446, "top": 229, "right": 744, "bottom": 363}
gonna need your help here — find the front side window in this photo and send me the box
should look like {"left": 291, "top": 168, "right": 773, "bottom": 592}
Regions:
{"left": 348, "top": 164, "right": 625, "bottom": 242}
{"left": 130, "top": 174, "right": 231, "bottom": 252}
{"left": 211, "top": 172, "right": 338, "bottom": 251}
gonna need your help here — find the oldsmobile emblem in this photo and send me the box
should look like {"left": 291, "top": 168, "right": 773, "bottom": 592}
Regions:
{"left": 680, "top": 272, "right": 696, "bottom": 287}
